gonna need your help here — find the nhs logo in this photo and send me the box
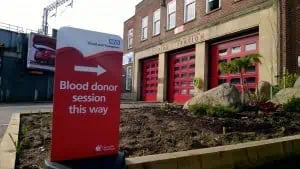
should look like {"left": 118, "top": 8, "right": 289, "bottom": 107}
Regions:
{"left": 109, "top": 39, "right": 120, "bottom": 45}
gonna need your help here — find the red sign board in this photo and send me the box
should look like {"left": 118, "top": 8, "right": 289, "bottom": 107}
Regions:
{"left": 51, "top": 27, "right": 123, "bottom": 162}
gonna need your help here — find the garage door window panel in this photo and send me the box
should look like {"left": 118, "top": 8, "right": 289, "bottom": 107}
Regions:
{"left": 218, "top": 49, "right": 228, "bottom": 57}
{"left": 246, "top": 65, "right": 256, "bottom": 73}
{"left": 232, "top": 46, "right": 241, "bottom": 54}
{"left": 245, "top": 43, "right": 257, "bottom": 51}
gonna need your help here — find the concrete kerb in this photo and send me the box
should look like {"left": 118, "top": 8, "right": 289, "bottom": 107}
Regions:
{"left": 0, "top": 113, "right": 20, "bottom": 169}
{"left": 2, "top": 112, "right": 300, "bottom": 169}
{"left": 126, "top": 135, "right": 300, "bottom": 169}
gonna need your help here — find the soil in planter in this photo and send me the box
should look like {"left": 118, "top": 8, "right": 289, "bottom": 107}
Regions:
{"left": 16, "top": 106, "right": 300, "bottom": 169}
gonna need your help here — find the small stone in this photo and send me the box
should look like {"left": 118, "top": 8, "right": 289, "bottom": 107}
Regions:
{"left": 176, "top": 141, "right": 186, "bottom": 148}
{"left": 222, "top": 127, "right": 226, "bottom": 135}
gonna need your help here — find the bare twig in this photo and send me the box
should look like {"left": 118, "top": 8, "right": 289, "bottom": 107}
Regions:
{"left": 8, "top": 133, "right": 17, "bottom": 149}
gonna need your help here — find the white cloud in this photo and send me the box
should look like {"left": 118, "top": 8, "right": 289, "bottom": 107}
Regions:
{"left": 0, "top": 0, "right": 141, "bottom": 36}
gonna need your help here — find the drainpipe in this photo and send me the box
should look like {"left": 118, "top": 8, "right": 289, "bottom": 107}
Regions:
{"left": 34, "top": 89, "right": 39, "bottom": 102}
{"left": 5, "top": 89, "right": 10, "bottom": 102}
{"left": 0, "top": 90, "right": 3, "bottom": 102}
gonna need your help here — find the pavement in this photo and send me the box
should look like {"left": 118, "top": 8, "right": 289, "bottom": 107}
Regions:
{"left": 0, "top": 102, "right": 163, "bottom": 143}
{"left": 0, "top": 103, "right": 53, "bottom": 140}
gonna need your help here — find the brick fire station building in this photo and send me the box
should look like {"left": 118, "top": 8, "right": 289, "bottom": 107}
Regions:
{"left": 123, "top": 0, "right": 300, "bottom": 103}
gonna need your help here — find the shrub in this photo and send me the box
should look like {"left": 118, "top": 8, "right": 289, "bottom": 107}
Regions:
{"left": 189, "top": 104, "right": 210, "bottom": 116}
{"left": 189, "top": 104, "right": 239, "bottom": 117}
{"left": 283, "top": 97, "right": 300, "bottom": 112}
{"left": 207, "top": 105, "right": 239, "bottom": 117}
{"left": 160, "top": 103, "right": 180, "bottom": 112}
{"left": 280, "top": 73, "right": 299, "bottom": 88}
{"left": 247, "top": 92, "right": 268, "bottom": 107}
{"left": 272, "top": 85, "right": 281, "bottom": 96}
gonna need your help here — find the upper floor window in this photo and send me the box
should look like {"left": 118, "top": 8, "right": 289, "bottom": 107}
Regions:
{"left": 184, "top": 0, "right": 196, "bottom": 22}
{"left": 167, "top": 0, "right": 176, "bottom": 30}
{"left": 153, "top": 9, "right": 161, "bottom": 36}
{"left": 206, "top": 0, "right": 221, "bottom": 13}
{"left": 128, "top": 29, "right": 133, "bottom": 49}
{"left": 141, "top": 16, "right": 148, "bottom": 40}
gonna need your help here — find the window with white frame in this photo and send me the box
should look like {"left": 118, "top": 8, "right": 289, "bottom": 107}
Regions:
{"left": 167, "top": 0, "right": 176, "bottom": 30}
{"left": 184, "top": 0, "right": 196, "bottom": 22}
{"left": 128, "top": 29, "right": 133, "bottom": 49}
{"left": 206, "top": 0, "right": 221, "bottom": 13}
{"left": 126, "top": 66, "right": 132, "bottom": 91}
{"left": 153, "top": 9, "right": 161, "bottom": 36}
{"left": 141, "top": 16, "right": 148, "bottom": 40}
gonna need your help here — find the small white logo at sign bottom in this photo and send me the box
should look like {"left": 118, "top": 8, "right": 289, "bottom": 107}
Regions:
{"left": 95, "top": 145, "right": 102, "bottom": 152}
{"left": 95, "top": 145, "right": 116, "bottom": 152}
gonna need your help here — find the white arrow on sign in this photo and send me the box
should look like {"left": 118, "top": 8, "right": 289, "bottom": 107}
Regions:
{"left": 74, "top": 65, "right": 106, "bottom": 76}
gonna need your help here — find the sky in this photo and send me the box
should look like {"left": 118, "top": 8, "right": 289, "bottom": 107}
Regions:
{"left": 0, "top": 0, "right": 141, "bottom": 37}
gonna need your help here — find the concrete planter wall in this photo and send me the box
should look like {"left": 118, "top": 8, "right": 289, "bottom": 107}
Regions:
{"left": 0, "top": 113, "right": 20, "bottom": 169}
{"left": 1, "top": 113, "right": 300, "bottom": 169}
{"left": 126, "top": 135, "right": 300, "bottom": 169}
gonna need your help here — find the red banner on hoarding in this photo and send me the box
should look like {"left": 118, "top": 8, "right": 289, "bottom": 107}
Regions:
{"left": 51, "top": 27, "right": 123, "bottom": 162}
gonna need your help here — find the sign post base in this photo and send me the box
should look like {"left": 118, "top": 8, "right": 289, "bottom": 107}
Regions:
{"left": 44, "top": 152, "right": 125, "bottom": 169}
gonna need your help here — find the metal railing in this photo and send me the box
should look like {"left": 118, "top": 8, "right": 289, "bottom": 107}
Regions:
{"left": 0, "top": 22, "right": 38, "bottom": 34}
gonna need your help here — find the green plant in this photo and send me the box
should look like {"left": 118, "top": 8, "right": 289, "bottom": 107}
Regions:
{"left": 272, "top": 85, "right": 281, "bottom": 96}
{"left": 193, "top": 78, "right": 204, "bottom": 89}
{"left": 283, "top": 97, "right": 300, "bottom": 112}
{"left": 280, "top": 72, "right": 299, "bottom": 89}
{"left": 247, "top": 92, "right": 268, "bottom": 109}
{"left": 189, "top": 104, "right": 239, "bottom": 117}
{"left": 219, "top": 54, "right": 262, "bottom": 103}
{"left": 16, "top": 123, "right": 32, "bottom": 160}
{"left": 206, "top": 105, "right": 239, "bottom": 117}
{"left": 160, "top": 103, "right": 180, "bottom": 112}
{"left": 21, "top": 124, "right": 31, "bottom": 137}
{"left": 189, "top": 104, "right": 210, "bottom": 116}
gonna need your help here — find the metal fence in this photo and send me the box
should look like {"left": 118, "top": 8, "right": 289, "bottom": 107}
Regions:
{"left": 0, "top": 22, "right": 38, "bottom": 34}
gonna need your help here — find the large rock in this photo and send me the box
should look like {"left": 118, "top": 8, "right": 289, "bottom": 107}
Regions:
{"left": 256, "top": 81, "right": 271, "bottom": 101}
{"left": 294, "top": 77, "right": 300, "bottom": 88}
{"left": 183, "top": 83, "right": 241, "bottom": 109}
{"left": 271, "top": 88, "right": 300, "bottom": 104}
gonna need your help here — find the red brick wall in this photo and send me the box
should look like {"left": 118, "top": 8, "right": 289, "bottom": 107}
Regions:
{"left": 280, "top": 0, "right": 300, "bottom": 73}
{"left": 127, "top": 0, "right": 268, "bottom": 52}
{"left": 279, "top": 0, "right": 287, "bottom": 75}
{"left": 294, "top": 0, "right": 300, "bottom": 72}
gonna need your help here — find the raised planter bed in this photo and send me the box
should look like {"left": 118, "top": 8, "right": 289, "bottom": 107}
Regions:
{"left": 2, "top": 106, "right": 300, "bottom": 169}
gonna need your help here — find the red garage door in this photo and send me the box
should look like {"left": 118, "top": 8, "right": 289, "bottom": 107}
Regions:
{"left": 210, "top": 34, "right": 259, "bottom": 92}
{"left": 168, "top": 49, "right": 195, "bottom": 103}
{"left": 141, "top": 57, "right": 158, "bottom": 101}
